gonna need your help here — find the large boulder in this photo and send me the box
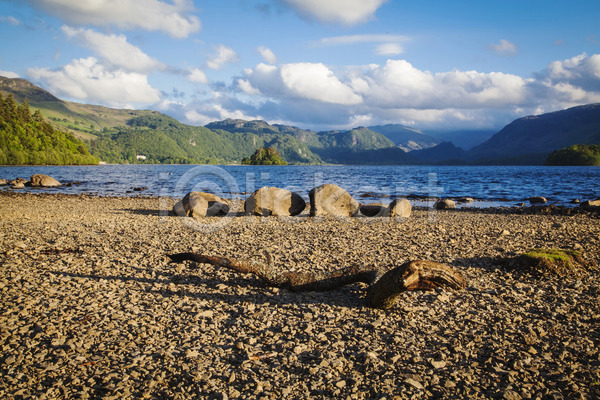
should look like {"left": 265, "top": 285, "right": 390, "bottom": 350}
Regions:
{"left": 389, "top": 198, "right": 412, "bottom": 218}
{"left": 173, "top": 192, "right": 230, "bottom": 218}
{"left": 245, "top": 186, "right": 305, "bottom": 216}
{"left": 29, "top": 174, "right": 61, "bottom": 187}
{"left": 360, "top": 203, "right": 386, "bottom": 217}
{"left": 435, "top": 199, "right": 456, "bottom": 210}
{"left": 309, "top": 184, "right": 359, "bottom": 217}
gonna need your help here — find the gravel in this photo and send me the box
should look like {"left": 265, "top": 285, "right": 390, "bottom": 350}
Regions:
{"left": 1, "top": 192, "right": 599, "bottom": 399}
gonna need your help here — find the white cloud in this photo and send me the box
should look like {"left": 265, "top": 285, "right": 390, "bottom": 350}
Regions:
{"left": 280, "top": 0, "right": 388, "bottom": 25}
{"left": 61, "top": 26, "right": 165, "bottom": 73}
{"left": 25, "top": 0, "right": 200, "bottom": 38}
{"left": 374, "top": 43, "right": 404, "bottom": 56}
{"left": 488, "top": 39, "right": 517, "bottom": 56}
{"left": 536, "top": 53, "right": 600, "bottom": 105}
{"left": 237, "top": 79, "right": 260, "bottom": 95}
{"left": 243, "top": 62, "right": 362, "bottom": 105}
{"left": 206, "top": 44, "right": 239, "bottom": 70}
{"left": 187, "top": 68, "right": 208, "bottom": 84}
{"left": 27, "top": 57, "right": 161, "bottom": 107}
{"left": 258, "top": 46, "right": 277, "bottom": 64}
{"left": 0, "top": 70, "right": 20, "bottom": 78}
{"left": 280, "top": 63, "right": 362, "bottom": 105}
{"left": 0, "top": 16, "right": 21, "bottom": 26}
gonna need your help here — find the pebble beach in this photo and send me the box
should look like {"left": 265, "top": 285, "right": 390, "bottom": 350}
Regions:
{"left": 1, "top": 192, "right": 599, "bottom": 399}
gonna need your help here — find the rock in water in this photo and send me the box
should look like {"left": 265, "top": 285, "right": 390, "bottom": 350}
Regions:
{"left": 173, "top": 192, "right": 230, "bottom": 217}
{"left": 29, "top": 174, "right": 61, "bottom": 187}
{"left": 435, "top": 199, "right": 456, "bottom": 210}
{"left": 529, "top": 196, "right": 547, "bottom": 204}
{"left": 389, "top": 198, "right": 412, "bottom": 218}
{"left": 309, "top": 184, "right": 359, "bottom": 217}
{"left": 244, "top": 186, "right": 305, "bottom": 216}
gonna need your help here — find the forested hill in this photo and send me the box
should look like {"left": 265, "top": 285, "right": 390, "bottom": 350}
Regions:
{"left": 0, "top": 92, "right": 98, "bottom": 165}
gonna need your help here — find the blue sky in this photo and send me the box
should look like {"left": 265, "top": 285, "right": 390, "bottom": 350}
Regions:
{"left": 1, "top": 0, "right": 599, "bottom": 132}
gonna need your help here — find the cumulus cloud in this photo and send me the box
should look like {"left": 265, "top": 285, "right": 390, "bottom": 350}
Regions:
{"left": 61, "top": 26, "right": 165, "bottom": 73}
{"left": 488, "top": 39, "right": 517, "bottom": 56}
{"left": 280, "top": 0, "right": 388, "bottom": 25}
{"left": 187, "top": 68, "right": 208, "bottom": 84}
{"left": 0, "top": 70, "right": 20, "bottom": 78}
{"left": 258, "top": 46, "right": 277, "bottom": 64}
{"left": 27, "top": 57, "right": 161, "bottom": 107}
{"left": 243, "top": 62, "right": 362, "bottom": 105}
{"left": 207, "top": 45, "right": 239, "bottom": 70}
{"left": 535, "top": 53, "right": 600, "bottom": 104}
{"left": 24, "top": 0, "right": 200, "bottom": 38}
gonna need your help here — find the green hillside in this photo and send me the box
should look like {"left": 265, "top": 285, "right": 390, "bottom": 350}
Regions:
{"left": 545, "top": 144, "right": 600, "bottom": 166}
{"left": 0, "top": 93, "right": 98, "bottom": 165}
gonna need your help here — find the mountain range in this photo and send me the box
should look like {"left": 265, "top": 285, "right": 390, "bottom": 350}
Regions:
{"left": 2, "top": 75, "right": 599, "bottom": 165}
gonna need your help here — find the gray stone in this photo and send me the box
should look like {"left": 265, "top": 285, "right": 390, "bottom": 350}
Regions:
{"left": 29, "top": 174, "right": 61, "bottom": 187}
{"left": 580, "top": 199, "right": 600, "bottom": 209}
{"left": 244, "top": 186, "right": 305, "bottom": 216}
{"left": 389, "top": 198, "right": 412, "bottom": 218}
{"left": 529, "top": 196, "right": 547, "bottom": 204}
{"left": 360, "top": 203, "right": 386, "bottom": 217}
{"left": 309, "top": 184, "right": 358, "bottom": 217}
{"left": 435, "top": 199, "right": 456, "bottom": 210}
{"left": 173, "top": 191, "right": 230, "bottom": 217}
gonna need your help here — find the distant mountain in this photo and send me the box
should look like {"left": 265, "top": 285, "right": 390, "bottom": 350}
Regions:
{"left": 207, "top": 120, "right": 413, "bottom": 164}
{"left": 469, "top": 104, "right": 600, "bottom": 164}
{"left": 426, "top": 129, "right": 496, "bottom": 150}
{"left": 411, "top": 142, "right": 469, "bottom": 165}
{"left": 368, "top": 124, "right": 441, "bottom": 151}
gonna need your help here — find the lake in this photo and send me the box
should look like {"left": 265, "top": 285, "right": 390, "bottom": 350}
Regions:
{"left": 1, "top": 164, "right": 599, "bottom": 207}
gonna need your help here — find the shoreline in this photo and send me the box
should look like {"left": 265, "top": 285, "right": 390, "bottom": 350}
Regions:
{"left": 1, "top": 193, "right": 599, "bottom": 399}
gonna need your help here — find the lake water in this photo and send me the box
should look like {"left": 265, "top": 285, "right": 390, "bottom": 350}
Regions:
{"left": 1, "top": 164, "right": 599, "bottom": 208}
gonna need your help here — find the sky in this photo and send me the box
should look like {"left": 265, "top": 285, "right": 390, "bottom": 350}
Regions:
{"left": 1, "top": 0, "right": 599, "bottom": 132}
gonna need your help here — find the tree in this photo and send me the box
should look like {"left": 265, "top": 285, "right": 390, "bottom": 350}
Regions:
{"left": 242, "top": 147, "right": 288, "bottom": 165}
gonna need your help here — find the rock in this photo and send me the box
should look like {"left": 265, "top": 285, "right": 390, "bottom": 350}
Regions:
{"left": 309, "top": 184, "right": 359, "bottom": 217}
{"left": 389, "top": 198, "right": 412, "bottom": 218}
{"left": 0, "top": 179, "right": 7, "bottom": 186}
{"left": 11, "top": 181, "right": 25, "bottom": 189}
{"left": 434, "top": 199, "right": 456, "bottom": 210}
{"left": 580, "top": 199, "right": 600, "bottom": 210}
{"left": 173, "top": 192, "right": 230, "bottom": 217}
{"left": 132, "top": 187, "right": 148, "bottom": 192}
{"left": 457, "top": 197, "right": 474, "bottom": 203}
{"left": 244, "top": 186, "right": 305, "bottom": 216}
{"left": 29, "top": 174, "right": 61, "bottom": 187}
{"left": 360, "top": 203, "right": 386, "bottom": 217}
{"left": 529, "top": 196, "right": 547, "bottom": 204}
{"left": 571, "top": 199, "right": 581, "bottom": 204}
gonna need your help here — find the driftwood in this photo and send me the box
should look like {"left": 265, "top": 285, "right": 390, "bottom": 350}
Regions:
{"left": 167, "top": 252, "right": 466, "bottom": 309}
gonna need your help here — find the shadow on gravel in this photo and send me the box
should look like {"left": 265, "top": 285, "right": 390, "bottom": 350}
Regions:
{"left": 47, "top": 268, "right": 370, "bottom": 310}
{"left": 451, "top": 256, "right": 506, "bottom": 271}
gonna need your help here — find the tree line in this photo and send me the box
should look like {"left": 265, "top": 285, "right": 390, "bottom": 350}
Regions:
{"left": 0, "top": 93, "right": 98, "bottom": 165}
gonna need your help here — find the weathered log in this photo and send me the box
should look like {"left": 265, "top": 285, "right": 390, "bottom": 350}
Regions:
{"left": 167, "top": 252, "right": 466, "bottom": 309}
